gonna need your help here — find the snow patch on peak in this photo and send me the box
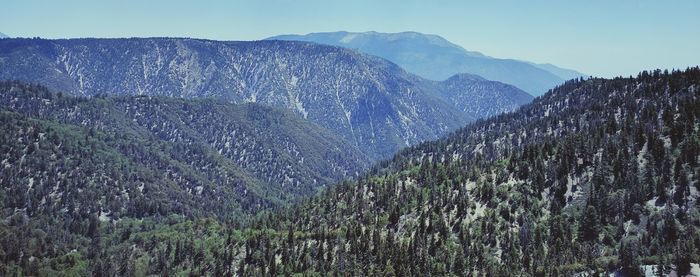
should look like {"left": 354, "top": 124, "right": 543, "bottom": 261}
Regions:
{"left": 340, "top": 34, "right": 358, "bottom": 44}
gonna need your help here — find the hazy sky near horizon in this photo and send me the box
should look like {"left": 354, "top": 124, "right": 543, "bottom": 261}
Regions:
{"left": 2, "top": 0, "right": 698, "bottom": 78}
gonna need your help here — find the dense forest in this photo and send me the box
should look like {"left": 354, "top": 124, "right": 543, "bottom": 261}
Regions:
{"left": 238, "top": 68, "right": 700, "bottom": 276}
{"left": 1, "top": 67, "right": 699, "bottom": 276}
{"left": 0, "top": 82, "right": 367, "bottom": 276}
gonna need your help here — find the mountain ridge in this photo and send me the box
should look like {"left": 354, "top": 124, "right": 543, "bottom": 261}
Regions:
{"left": 0, "top": 37, "right": 532, "bottom": 159}
{"left": 267, "top": 31, "right": 586, "bottom": 95}
{"left": 527, "top": 61, "right": 586, "bottom": 80}
{"left": 0, "top": 66, "right": 697, "bottom": 275}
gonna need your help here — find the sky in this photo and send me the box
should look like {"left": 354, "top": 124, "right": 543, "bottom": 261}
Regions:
{"left": 1, "top": 0, "right": 699, "bottom": 77}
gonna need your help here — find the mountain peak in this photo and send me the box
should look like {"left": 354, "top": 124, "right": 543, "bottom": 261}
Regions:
{"left": 267, "top": 31, "right": 583, "bottom": 95}
{"left": 272, "top": 31, "right": 486, "bottom": 58}
{"left": 444, "top": 72, "right": 488, "bottom": 82}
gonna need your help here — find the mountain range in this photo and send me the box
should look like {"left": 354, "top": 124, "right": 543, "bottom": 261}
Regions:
{"left": 0, "top": 32, "right": 8, "bottom": 39}
{"left": 0, "top": 37, "right": 532, "bottom": 159}
{"left": 268, "top": 31, "right": 586, "bottom": 95}
{"left": 0, "top": 30, "right": 696, "bottom": 276}
{"left": 2, "top": 67, "right": 696, "bottom": 275}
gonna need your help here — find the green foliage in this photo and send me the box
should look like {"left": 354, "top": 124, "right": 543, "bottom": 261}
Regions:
{"left": 2, "top": 68, "right": 700, "bottom": 275}
{"left": 0, "top": 82, "right": 368, "bottom": 275}
{"left": 230, "top": 68, "right": 700, "bottom": 275}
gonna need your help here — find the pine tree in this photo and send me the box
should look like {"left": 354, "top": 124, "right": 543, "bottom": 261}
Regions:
{"left": 579, "top": 205, "right": 599, "bottom": 241}
{"left": 619, "top": 236, "right": 642, "bottom": 276}
{"left": 674, "top": 229, "right": 695, "bottom": 276}
{"left": 662, "top": 205, "right": 678, "bottom": 243}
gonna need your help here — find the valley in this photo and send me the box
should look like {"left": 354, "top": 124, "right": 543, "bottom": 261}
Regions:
{"left": 0, "top": 6, "right": 698, "bottom": 274}
{"left": 1, "top": 65, "right": 697, "bottom": 275}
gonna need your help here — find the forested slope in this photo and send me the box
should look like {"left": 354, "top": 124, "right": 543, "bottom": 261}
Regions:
{"left": 237, "top": 68, "right": 700, "bottom": 276}
{"left": 0, "top": 81, "right": 372, "bottom": 275}
{"left": 2, "top": 68, "right": 698, "bottom": 275}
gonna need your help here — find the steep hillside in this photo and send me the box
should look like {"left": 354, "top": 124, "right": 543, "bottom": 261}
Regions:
{"left": 227, "top": 68, "right": 698, "bottom": 276}
{"left": 436, "top": 73, "right": 533, "bottom": 119}
{"left": 0, "top": 82, "right": 369, "bottom": 222}
{"left": 0, "top": 37, "right": 531, "bottom": 159}
{"left": 4, "top": 67, "right": 694, "bottom": 275}
{"left": 268, "top": 31, "right": 585, "bottom": 95}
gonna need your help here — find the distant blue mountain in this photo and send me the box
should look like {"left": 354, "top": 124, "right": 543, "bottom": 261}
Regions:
{"left": 0, "top": 32, "right": 8, "bottom": 39}
{"left": 267, "top": 31, "right": 586, "bottom": 96}
{"left": 527, "top": 62, "right": 586, "bottom": 80}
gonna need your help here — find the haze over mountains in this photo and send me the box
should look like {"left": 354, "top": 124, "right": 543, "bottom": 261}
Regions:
{"left": 0, "top": 26, "right": 697, "bottom": 276}
{"left": 268, "top": 31, "right": 586, "bottom": 96}
{"left": 0, "top": 37, "right": 531, "bottom": 159}
{"left": 527, "top": 62, "right": 586, "bottom": 80}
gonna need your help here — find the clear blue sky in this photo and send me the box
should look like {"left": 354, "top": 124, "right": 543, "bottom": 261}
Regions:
{"left": 2, "top": 0, "right": 699, "bottom": 77}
